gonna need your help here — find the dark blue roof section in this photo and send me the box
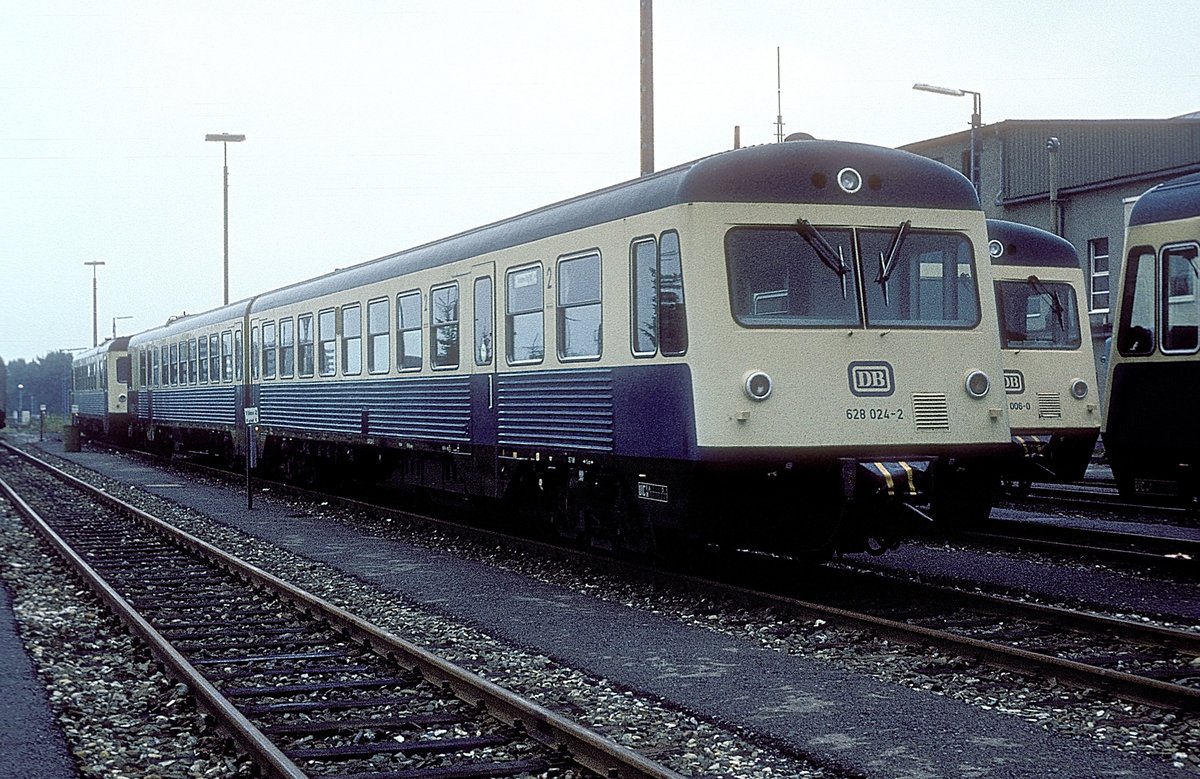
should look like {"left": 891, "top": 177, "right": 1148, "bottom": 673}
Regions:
{"left": 1129, "top": 172, "right": 1200, "bottom": 226}
{"left": 127, "top": 300, "right": 254, "bottom": 349}
{"left": 252, "top": 140, "right": 981, "bottom": 312}
{"left": 986, "top": 219, "right": 1081, "bottom": 269}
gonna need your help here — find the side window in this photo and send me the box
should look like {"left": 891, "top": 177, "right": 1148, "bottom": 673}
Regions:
{"left": 152, "top": 347, "right": 160, "bottom": 387}
{"left": 234, "top": 329, "right": 243, "bottom": 381}
{"left": 342, "top": 304, "right": 362, "bottom": 375}
{"left": 318, "top": 309, "right": 337, "bottom": 376}
{"left": 279, "top": 318, "right": 295, "bottom": 378}
{"left": 368, "top": 298, "right": 390, "bottom": 374}
{"left": 198, "top": 335, "right": 209, "bottom": 383}
{"left": 397, "top": 291, "right": 423, "bottom": 371}
{"left": 221, "top": 331, "right": 234, "bottom": 382}
{"left": 658, "top": 231, "right": 688, "bottom": 356}
{"left": 262, "top": 321, "right": 277, "bottom": 379}
{"left": 431, "top": 283, "right": 460, "bottom": 369}
{"left": 474, "top": 276, "right": 494, "bottom": 366}
{"left": 208, "top": 334, "right": 220, "bottom": 381}
{"left": 557, "top": 252, "right": 601, "bottom": 360}
{"left": 631, "top": 238, "right": 657, "bottom": 356}
{"left": 506, "top": 264, "right": 544, "bottom": 364}
{"left": 250, "top": 325, "right": 260, "bottom": 381}
{"left": 170, "top": 342, "right": 179, "bottom": 385}
{"left": 1116, "top": 248, "right": 1156, "bottom": 355}
{"left": 297, "top": 314, "right": 315, "bottom": 378}
{"left": 1162, "top": 243, "right": 1200, "bottom": 354}
{"left": 138, "top": 351, "right": 147, "bottom": 388}
{"left": 188, "top": 339, "right": 198, "bottom": 384}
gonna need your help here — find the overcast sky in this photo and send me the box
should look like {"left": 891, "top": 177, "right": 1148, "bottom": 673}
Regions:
{"left": 2, "top": 0, "right": 1195, "bottom": 361}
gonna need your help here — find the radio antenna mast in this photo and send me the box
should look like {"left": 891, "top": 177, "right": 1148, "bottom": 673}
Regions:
{"left": 775, "top": 47, "right": 784, "bottom": 143}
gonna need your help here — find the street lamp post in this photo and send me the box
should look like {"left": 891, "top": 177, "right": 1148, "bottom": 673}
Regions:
{"left": 205, "top": 133, "right": 246, "bottom": 305}
{"left": 84, "top": 261, "right": 106, "bottom": 347}
{"left": 913, "top": 83, "right": 982, "bottom": 196}
{"left": 112, "top": 315, "right": 133, "bottom": 339}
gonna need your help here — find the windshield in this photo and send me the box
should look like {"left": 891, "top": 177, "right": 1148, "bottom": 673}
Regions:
{"left": 995, "top": 278, "right": 1082, "bottom": 349}
{"left": 727, "top": 225, "right": 980, "bottom": 328}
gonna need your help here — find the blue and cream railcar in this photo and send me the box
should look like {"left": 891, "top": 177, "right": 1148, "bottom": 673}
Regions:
{"left": 987, "top": 220, "right": 1100, "bottom": 490}
{"left": 72, "top": 337, "right": 131, "bottom": 439}
{"left": 1103, "top": 173, "right": 1200, "bottom": 503}
{"left": 239, "top": 139, "right": 1011, "bottom": 556}
{"left": 126, "top": 304, "right": 250, "bottom": 457}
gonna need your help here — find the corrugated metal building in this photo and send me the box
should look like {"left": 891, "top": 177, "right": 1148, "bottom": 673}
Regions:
{"left": 902, "top": 115, "right": 1200, "bottom": 401}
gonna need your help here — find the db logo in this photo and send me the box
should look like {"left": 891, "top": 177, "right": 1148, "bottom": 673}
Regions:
{"left": 1004, "top": 370, "right": 1025, "bottom": 395}
{"left": 848, "top": 361, "right": 895, "bottom": 397}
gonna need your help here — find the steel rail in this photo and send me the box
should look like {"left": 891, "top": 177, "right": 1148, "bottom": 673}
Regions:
{"left": 0, "top": 474, "right": 309, "bottom": 779}
{"left": 2, "top": 442, "right": 684, "bottom": 779}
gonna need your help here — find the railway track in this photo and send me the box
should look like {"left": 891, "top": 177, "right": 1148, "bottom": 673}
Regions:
{"left": 0, "top": 442, "right": 682, "bottom": 779}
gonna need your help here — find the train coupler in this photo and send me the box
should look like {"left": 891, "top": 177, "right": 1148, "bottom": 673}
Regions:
{"left": 841, "top": 457, "right": 933, "bottom": 501}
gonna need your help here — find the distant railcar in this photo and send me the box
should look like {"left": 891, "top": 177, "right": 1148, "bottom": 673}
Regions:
{"left": 72, "top": 337, "right": 131, "bottom": 440}
{"left": 112, "top": 139, "right": 1013, "bottom": 558}
{"left": 1103, "top": 173, "right": 1200, "bottom": 504}
{"left": 987, "top": 220, "right": 1101, "bottom": 492}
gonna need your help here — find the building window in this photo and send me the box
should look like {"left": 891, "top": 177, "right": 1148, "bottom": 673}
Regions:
{"left": 1088, "top": 238, "right": 1110, "bottom": 314}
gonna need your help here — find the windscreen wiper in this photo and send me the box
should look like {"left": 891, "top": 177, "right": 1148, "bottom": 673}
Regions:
{"left": 875, "top": 220, "right": 911, "bottom": 306}
{"left": 1027, "top": 274, "right": 1066, "bottom": 331}
{"left": 795, "top": 218, "right": 849, "bottom": 299}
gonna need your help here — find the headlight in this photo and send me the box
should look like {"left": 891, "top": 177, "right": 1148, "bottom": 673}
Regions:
{"left": 744, "top": 371, "right": 773, "bottom": 401}
{"left": 837, "top": 167, "right": 862, "bottom": 194}
{"left": 1069, "top": 378, "right": 1089, "bottom": 400}
{"left": 965, "top": 370, "right": 990, "bottom": 398}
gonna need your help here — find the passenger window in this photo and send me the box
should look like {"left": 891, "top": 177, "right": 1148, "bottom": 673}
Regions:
{"left": 474, "top": 277, "right": 494, "bottom": 366}
{"left": 222, "top": 331, "right": 234, "bottom": 382}
{"left": 367, "top": 298, "right": 390, "bottom": 374}
{"left": 262, "top": 321, "right": 277, "bottom": 379}
{"left": 1161, "top": 243, "right": 1200, "bottom": 354}
{"left": 234, "top": 329, "right": 244, "bottom": 381}
{"left": 658, "top": 231, "right": 688, "bottom": 356}
{"left": 298, "top": 314, "right": 315, "bottom": 377}
{"left": 431, "top": 283, "right": 460, "bottom": 368}
{"left": 152, "top": 348, "right": 161, "bottom": 387}
{"left": 198, "top": 336, "right": 209, "bottom": 382}
{"left": 1117, "top": 248, "right": 1156, "bottom": 355}
{"left": 506, "top": 264, "right": 543, "bottom": 364}
{"left": 557, "top": 253, "right": 601, "bottom": 360}
{"left": 250, "top": 325, "right": 260, "bottom": 381}
{"left": 631, "top": 239, "right": 657, "bottom": 355}
{"left": 170, "top": 343, "right": 179, "bottom": 385}
{"left": 342, "top": 304, "right": 362, "bottom": 375}
{"left": 209, "top": 334, "right": 220, "bottom": 381}
{"left": 318, "top": 309, "right": 337, "bottom": 376}
{"left": 397, "top": 291, "right": 423, "bottom": 371}
{"left": 279, "top": 319, "right": 295, "bottom": 378}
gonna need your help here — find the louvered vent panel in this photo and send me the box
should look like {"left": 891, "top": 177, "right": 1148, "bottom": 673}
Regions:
{"left": 1037, "top": 392, "right": 1062, "bottom": 419}
{"left": 911, "top": 393, "right": 950, "bottom": 430}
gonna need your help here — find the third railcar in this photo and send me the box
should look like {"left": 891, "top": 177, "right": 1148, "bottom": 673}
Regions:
{"left": 1104, "top": 172, "right": 1200, "bottom": 503}
{"left": 987, "top": 220, "right": 1100, "bottom": 491}
{"left": 71, "top": 337, "right": 131, "bottom": 440}
{"left": 121, "top": 139, "right": 1013, "bottom": 558}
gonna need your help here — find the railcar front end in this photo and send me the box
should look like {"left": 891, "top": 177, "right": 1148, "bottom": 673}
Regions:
{"left": 1104, "top": 173, "right": 1200, "bottom": 504}
{"left": 986, "top": 220, "right": 1100, "bottom": 492}
{"left": 71, "top": 337, "right": 131, "bottom": 440}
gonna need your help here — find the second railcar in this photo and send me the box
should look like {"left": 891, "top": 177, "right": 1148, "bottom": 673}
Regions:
{"left": 1103, "top": 173, "right": 1200, "bottom": 503}
{"left": 987, "top": 220, "right": 1100, "bottom": 491}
